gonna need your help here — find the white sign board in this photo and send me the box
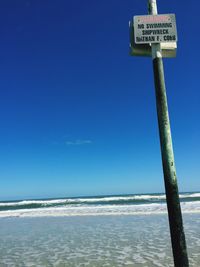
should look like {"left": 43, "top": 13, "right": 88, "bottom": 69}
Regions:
{"left": 134, "top": 14, "right": 177, "bottom": 44}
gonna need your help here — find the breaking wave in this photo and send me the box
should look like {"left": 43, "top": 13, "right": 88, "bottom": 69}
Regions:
{"left": 0, "top": 192, "right": 200, "bottom": 217}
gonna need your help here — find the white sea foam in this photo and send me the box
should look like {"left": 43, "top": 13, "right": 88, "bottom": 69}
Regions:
{"left": 0, "top": 192, "right": 199, "bottom": 207}
{"left": 184, "top": 193, "right": 200, "bottom": 198}
{"left": 0, "top": 201, "right": 200, "bottom": 218}
{"left": 0, "top": 196, "right": 164, "bottom": 206}
{"left": 75, "top": 195, "right": 166, "bottom": 202}
{"left": 0, "top": 199, "right": 68, "bottom": 206}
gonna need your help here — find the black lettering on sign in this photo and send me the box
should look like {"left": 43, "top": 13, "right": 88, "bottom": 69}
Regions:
{"left": 147, "top": 23, "right": 172, "bottom": 29}
{"left": 142, "top": 29, "right": 170, "bottom": 36}
{"left": 164, "top": 35, "right": 176, "bottom": 41}
{"left": 136, "top": 37, "right": 141, "bottom": 42}
{"left": 138, "top": 24, "right": 144, "bottom": 29}
{"left": 142, "top": 36, "right": 155, "bottom": 42}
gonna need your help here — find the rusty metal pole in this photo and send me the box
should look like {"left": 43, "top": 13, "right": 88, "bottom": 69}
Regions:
{"left": 148, "top": 0, "right": 189, "bottom": 266}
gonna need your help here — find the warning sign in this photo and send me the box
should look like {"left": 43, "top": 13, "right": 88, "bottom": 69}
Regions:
{"left": 134, "top": 14, "right": 177, "bottom": 44}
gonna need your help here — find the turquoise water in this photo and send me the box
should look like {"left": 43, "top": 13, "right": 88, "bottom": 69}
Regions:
{"left": 0, "top": 214, "right": 200, "bottom": 266}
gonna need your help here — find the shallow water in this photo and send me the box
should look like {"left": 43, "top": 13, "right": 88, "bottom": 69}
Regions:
{"left": 0, "top": 214, "right": 199, "bottom": 266}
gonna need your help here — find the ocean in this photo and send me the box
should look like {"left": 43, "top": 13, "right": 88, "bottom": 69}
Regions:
{"left": 1, "top": 192, "right": 200, "bottom": 217}
{"left": 0, "top": 192, "right": 200, "bottom": 266}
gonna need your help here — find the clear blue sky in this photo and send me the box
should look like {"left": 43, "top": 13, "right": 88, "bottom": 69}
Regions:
{"left": 0, "top": 0, "right": 199, "bottom": 200}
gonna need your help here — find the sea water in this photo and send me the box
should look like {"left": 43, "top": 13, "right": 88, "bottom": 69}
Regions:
{"left": 0, "top": 193, "right": 200, "bottom": 266}
{"left": 0, "top": 192, "right": 200, "bottom": 217}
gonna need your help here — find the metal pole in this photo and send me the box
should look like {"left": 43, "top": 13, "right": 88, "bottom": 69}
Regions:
{"left": 148, "top": 1, "right": 189, "bottom": 266}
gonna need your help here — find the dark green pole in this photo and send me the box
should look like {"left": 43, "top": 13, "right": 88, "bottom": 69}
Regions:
{"left": 149, "top": 1, "right": 189, "bottom": 266}
{"left": 153, "top": 56, "right": 189, "bottom": 267}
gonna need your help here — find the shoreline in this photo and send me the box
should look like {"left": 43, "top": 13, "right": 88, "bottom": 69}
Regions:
{"left": 1, "top": 210, "right": 200, "bottom": 219}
